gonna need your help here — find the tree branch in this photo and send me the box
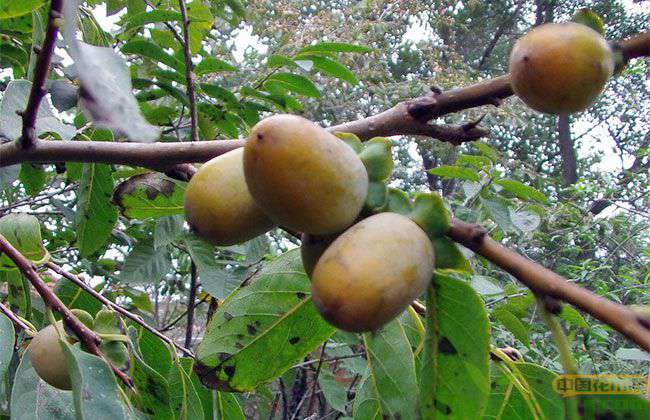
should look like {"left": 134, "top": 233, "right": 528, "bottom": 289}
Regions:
{"left": 45, "top": 262, "right": 194, "bottom": 358}
{"left": 177, "top": 0, "right": 199, "bottom": 143}
{"left": 0, "top": 234, "right": 133, "bottom": 387}
{"left": 447, "top": 220, "right": 650, "bottom": 352}
{"left": 615, "top": 31, "right": 650, "bottom": 61}
{"left": 0, "top": 301, "right": 32, "bottom": 332}
{"left": 20, "top": 0, "right": 64, "bottom": 149}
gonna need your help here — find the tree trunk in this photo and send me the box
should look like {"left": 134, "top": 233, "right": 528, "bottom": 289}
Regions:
{"left": 558, "top": 115, "right": 578, "bottom": 185}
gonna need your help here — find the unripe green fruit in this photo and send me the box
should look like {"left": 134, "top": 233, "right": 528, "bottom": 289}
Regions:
{"left": 509, "top": 22, "right": 614, "bottom": 115}
{"left": 244, "top": 114, "right": 369, "bottom": 235}
{"left": 311, "top": 213, "right": 435, "bottom": 332}
{"left": 28, "top": 324, "right": 72, "bottom": 390}
{"left": 185, "top": 148, "right": 275, "bottom": 245}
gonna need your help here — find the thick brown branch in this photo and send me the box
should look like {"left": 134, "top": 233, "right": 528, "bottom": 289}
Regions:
{"left": 615, "top": 31, "right": 650, "bottom": 61}
{"left": 447, "top": 220, "right": 650, "bottom": 352}
{"left": 20, "top": 0, "right": 64, "bottom": 149}
{"left": 177, "top": 0, "right": 199, "bottom": 143}
{"left": 45, "top": 262, "right": 195, "bottom": 358}
{"left": 0, "top": 235, "right": 133, "bottom": 387}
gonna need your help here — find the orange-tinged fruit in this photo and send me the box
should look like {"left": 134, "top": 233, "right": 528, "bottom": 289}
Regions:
{"left": 28, "top": 324, "right": 72, "bottom": 390}
{"left": 185, "top": 148, "right": 275, "bottom": 246}
{"left": 244, "top": 114, "right": 368, "bottom": 235}
{"left": 509, "top": 22, "right": 614, "bottom": 115}
{"left": 311, "top": 212, "right": 435, "bottom": 332}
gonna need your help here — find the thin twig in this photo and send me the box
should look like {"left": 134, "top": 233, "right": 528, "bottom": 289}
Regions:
{"left": 292, "top": 352, "right": 365, "bottom": 369}
{"left": 0, "top": 301, "right": 32, "bottom": 332}
{"left": 0, "top": 235, "right": 133, "bottom": 387}
{"left": 45, "top": 261, "right": 195, "bottom": 358}
{"left": 177, "top": 0, "right": 199, "bottom": 143}
{"left": 307, "top": 342, "right": 328, "bottom": 413}
{"left": 20, "top": 0, "right": 64, "bottom": 148}
{"left": 184, "top": 261, "right": 198, "bottom": 349}
{"left": 447, "top": 219, "right": 650, "bottom": 352}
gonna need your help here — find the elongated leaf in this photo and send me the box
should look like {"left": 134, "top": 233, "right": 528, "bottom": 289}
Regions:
{"left": 428, "top": 165, "right": 480, "bottom": 182}
{"left": 361, "top": 320, "right": 418, "bottom": 418}
{"left": 195, "top": 57, "right": 236, "bottom": 75}
{"left": 0, "top": 1, "right": 46, "bottom": 19}
{"left": 492, "top": 308, "right": 530, "bottom": 348}
{"left": 127, "top": 327, "right": 174, "bottom": 418}
{"left": 1, "top": 269, "right": 31, "bottom": 320}
{"left": 213, "top": 391, "right": 245, "bottom": 420}
{"left": 0, "top": 313, "right": 14, "bottom": 379}
{"left": 154, "top": 215, "right": 184, "bottom": 249}
{"left": 167, "top": 359, "right": 204, "bottom": 420}
{"left": 298, "top": 42, "right": 371, "bottom": 54}
{"left": 10, "top": 349, "right": 74, "bottom": 420}
{"left": 483, "top": 363, "right": 563, "bottom": 419}
{"left": 0, "top": 213, "right": 48, "bottom": 267}
{"left": 494, "top": 179, "right": 548, "bottom": 204}
{"left": 61, "top": 341, "right": 132, "bottom": 419}
{"left": 195, "top": 249, "right": 335, "bottom": 391}
{"left": 266, "top": 72, "right": 320, "bottom": 98}
{"left": 481, "top": 197, "right": 516, "bottom": 233}
{"left": 54, "top": 277, "right": 102, "bottom": 316}
{"left": 113, "top": 173, "right": 185, "bottom": 219}
{"left": 420, "top": 274, "right": 491, "bottom": 419}
{"left": 120, "top": 240, "right": 171, "bottom": 284}
{"left": 319, "top": 368, "right": 349, "bottom": 413}
{"left": 352, "top": 374, "right": 381, "bottom": 420}
{"left": 301, "top": 55, "right": 358, "bottom": 84}
{"left": 125, "top": 10, "right": 183, "bottom": 30}
{"left": 121, "top": 39, "right": 185, "bottom": 72}
{"left": 183, "top": 235, "right": 239, "bottom": 298}
{"left": 75, "top": 163, "right": 117, "bottom": 257}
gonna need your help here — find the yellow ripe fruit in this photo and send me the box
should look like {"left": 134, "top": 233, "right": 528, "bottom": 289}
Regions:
{"left": 28, "top": 324, "right": 72, "bottom": 390}
{"left": 244, "top": 114, "right": 368, "bottom": 235}
{"left": 311, "top": 213, "right": 435, "bottom": 332}
{"left": 185, "top": 148, "right": 275, "bottom": 246}
{"left": 509, "top": 22, "right": 614, "bottom": 115}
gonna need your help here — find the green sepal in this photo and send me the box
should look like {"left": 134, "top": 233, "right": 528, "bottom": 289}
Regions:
{"left": 70, "top": 309, "right": 94, "bottom": 329}
{"left": 432, "top": 237, "right": 472, "bottom": 272}
{"left": 408, "top": 192, "right": 450, "bottom": 239}
{"left": 335, "top": 132, "right": 363, "bottom": 153}
{"left": 101, "top": 340, "right": 129, "bottom": 369}
{"left": 609, "top": 44, "right": 627, "bottom": 76}
{"left": 572, "top": 8, "right": 605, "bottom": 35}
{"left": 93, "top": 308, "right": 124, "bottom": 335}
{"left": 385, "top": 188, "right": 412, "bottom": 215}
{"left": 358, "top": 137, "right": 393, "bottom": 181}
{"left": 365, "top": 181, "right": 388, "bottom": 210}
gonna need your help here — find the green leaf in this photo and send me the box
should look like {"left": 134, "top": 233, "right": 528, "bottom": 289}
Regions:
{"left": 0, "top": 213, "right": 48, "bottom": 267}
{"left": 361, "top": 320, "right": 418, "bottom": 418}
{"left": 195, "top": 249, "right": 335, "bottom": 392}
{"left": 420, "top": 274, "right": 491, "bottom": 419}
{"left": 119, "top": 240, "right": 171, "bottom": 284}
{"left": 60, "top": 341, "right": 132, "bottom": 419}
{"left": 54, "top": 277, "right": 102, "bottom": 317}
{"left": 124, "top": 10, "right": 183, "bottom": 30}
{"left": 300, "top": 55, "right": 358, "bottom": 85}
{"left": 200, "top": 83, "right": 238, "bottom": 104}
{"left": 154, "top": 215, "right": 184, "bottom": 249}
{"left": 266, "top": 72, "right": 320, "bottom": 98}
{"left": 19, "top": 163, "right": 47, "bottom": 197}
{"left": 428, "top": 165, "right": 480, "bottom": 182}
{"left": 0, "top": 0, "right": 46, "bottom": 18}
{"left": 352, "top": 374, "right": 381, "bottom": 420}
{"left": 122, "top": 39, "right": 185, "bottom": 72}
{"left": 579, "top": 394, "right": 650, "bottom": 420}
{"left": 492, "top": 308, "right": 530, "bottom": 348}
{"left": 213, "top": 391, "right": 245, "bottom": 420}
{"left": 75, "top": 163, "right": 117, "bottom": 257}
{"left": 1, "top": 269, "right": 31, "bottom": 321}
{"left": 183, "top": 234, "right": 239, "bottom": 299}
{"left": 127, "top": 326, "right": 174, "bottom": 418}
{"left": 472, "top": 141, "right": 498, "bottom": 161}
{"left": 494, "top": 179, "right": 548, "bottom": 204}
{"left": 456, "top": 154, "right": 492, "bottom": 169}
{"left": 10, "top": 348, "right": 75, "bottom": 419}
{"left": 319, "top": 368, "right": 349, "bottom": 413}
{"left": 0, "top": 312, "right": 14, "bottom": 379}
{"left": 481, "top": 197, "right": 516, "bottom": 233}
{"left": 195, "top": 57, "right": 236, "bottom": 75}
{"left": 267, "top": 54, "right": 296, "bottom": 68}
{"left": 113, "top": 173, "right": 185, "bottom": 219}
{"left": 483, "top": 363, "right": 564, "bottom": 419}
{"left": 167, "top": 359, "right": 204, "bottom": 419}
{"left": 558, "top": 305, "right": 589, "bottom": 329}
{"left": 298, "top": 42, "right": 371, "bottom": 54}
{"left": 432, "top": 237, "right": 472, "bottom": 272}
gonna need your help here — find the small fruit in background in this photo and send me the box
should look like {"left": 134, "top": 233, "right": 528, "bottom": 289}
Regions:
{"left": 28, "top": 323, "right": 72, "bottom": 390}
{"left": 310, "top": 212, "right": 435, "bottom": 332}
{"left": 509, "top": 22, "right": 614, "bottom": 115}
{"left": 244, "top": 114, "right": 369, "bottom": 235}
{"left": 185, "top": 148, "right": 275, "bottom": 246}
{"left": 300, "top": 232, "right": 338, "bottom": 277}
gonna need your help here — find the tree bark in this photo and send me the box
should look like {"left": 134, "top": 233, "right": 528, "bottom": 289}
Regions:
{"left": 558, "top": 115, "right": 578, "bottom": 185}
